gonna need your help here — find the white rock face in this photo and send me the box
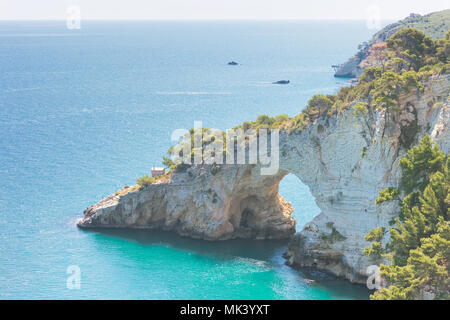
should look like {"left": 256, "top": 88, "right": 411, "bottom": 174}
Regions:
{"left": 284, "top": 75, "right": 449, "bottom": 282}
{"left": 78, "top": 75, "right": 449, "bottom": 283}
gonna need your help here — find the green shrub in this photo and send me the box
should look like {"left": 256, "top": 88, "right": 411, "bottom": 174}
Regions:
{"left": 353, "top": 102, "right": 369, "bottom": 118}
{"left": 137, "top": 175, "right": 154, "bottom": 188}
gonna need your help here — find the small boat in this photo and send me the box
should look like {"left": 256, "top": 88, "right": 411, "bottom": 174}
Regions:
{"left": 228, "top": 61, "right": 239, "bottom": 65}
{"left": 272, "top": 80, "right": 290, "bottom": 84}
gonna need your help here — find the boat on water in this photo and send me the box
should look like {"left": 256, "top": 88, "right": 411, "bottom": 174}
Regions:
{"left": 273, "top": 80, "right": 290, "bottom": 84}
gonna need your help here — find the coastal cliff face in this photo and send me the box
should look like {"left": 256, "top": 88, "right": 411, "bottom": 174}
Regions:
{"left": 283, "top": 75, "right": 449, "bottom": 282}
{"left": 78, "top": 75, "right": 449, "bottom": 283}
{"left": 79, "top": 163, "right": 296, "bottom": 240}
{"left": 334, "top": 10, "right": 450, "bottom": 78}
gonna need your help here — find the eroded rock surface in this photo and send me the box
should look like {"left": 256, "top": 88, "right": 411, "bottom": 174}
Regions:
{"left": 79, "top": 164, "right": 296, "bottom": 240}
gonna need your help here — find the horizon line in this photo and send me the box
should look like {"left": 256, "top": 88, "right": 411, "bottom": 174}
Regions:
{"left": 0, "top": 17, "right": 397, "bottom": 22}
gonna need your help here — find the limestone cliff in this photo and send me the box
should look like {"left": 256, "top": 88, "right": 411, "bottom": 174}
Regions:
{"left": 78, "top": 163, "right": 296, "bottom": 240}
{"left": 78, "top": 75, "right": 449, "bottom": 283}
{"left": 283, "top": 75, "right": 449, "bottom": 282}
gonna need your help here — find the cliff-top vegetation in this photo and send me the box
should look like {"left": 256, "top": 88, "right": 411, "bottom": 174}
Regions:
{"left": 372, "top": 10, "right": 450, "bottom": 42}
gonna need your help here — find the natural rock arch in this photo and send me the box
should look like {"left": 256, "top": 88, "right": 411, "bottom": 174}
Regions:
{"left": 78, "top": 76, "right": 449, "bottom": 283}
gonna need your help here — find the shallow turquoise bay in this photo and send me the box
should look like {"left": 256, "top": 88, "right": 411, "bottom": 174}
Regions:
{"left": 0, "top": 20, "right": 382, "bottom": 299}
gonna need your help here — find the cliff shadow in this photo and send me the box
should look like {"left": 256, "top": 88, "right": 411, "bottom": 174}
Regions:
{"left": 81, "top": 227, "right": 290, "bottom": 262}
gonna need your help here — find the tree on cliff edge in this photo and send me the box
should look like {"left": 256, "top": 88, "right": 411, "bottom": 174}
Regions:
{"left": 365, "top": 135, "right": 449, "bottom": 300}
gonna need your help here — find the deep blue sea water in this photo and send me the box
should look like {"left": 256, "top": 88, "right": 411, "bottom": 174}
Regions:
{"left": 0, "top": 20, "right": 382, "bottom": 299}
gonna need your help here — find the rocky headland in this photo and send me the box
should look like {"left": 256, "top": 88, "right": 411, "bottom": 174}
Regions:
{"left": 334, "top": 10, "right": 450, "bottom": 78}
{"left": 79, "top": 72, "right": 449, "bottom": 283}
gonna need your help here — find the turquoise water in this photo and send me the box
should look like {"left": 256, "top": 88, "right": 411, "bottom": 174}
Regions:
{"left": 0, "top": 20, "right": 378, "bottom": 299}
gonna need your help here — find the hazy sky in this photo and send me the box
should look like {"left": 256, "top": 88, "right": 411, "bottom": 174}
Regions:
{"left": 0, "top": 0, "right": 448, "bottom": 20}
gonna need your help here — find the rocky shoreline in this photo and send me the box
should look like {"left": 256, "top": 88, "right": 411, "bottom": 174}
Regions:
{"left": 78, "top": 164, "right": 296, "bottom": 241}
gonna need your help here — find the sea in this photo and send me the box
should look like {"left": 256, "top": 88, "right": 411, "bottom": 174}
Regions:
{"left": 0, "top": 20, "right": 385, "bottom": 299}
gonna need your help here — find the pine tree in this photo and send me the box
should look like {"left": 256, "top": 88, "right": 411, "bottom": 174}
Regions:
{"left": 399, "top": 134, "right": 445, "bottom": 194}
{"left": 365, "top": 136, "right": 449, "bottom": 299}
